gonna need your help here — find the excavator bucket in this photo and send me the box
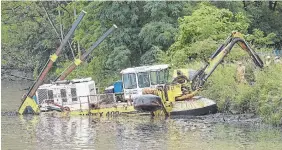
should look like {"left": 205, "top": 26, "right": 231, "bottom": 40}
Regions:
{"left": 18, "top": 96, "right": 40, "bottom": 115}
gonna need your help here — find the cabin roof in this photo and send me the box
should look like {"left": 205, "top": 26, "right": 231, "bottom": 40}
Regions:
{"left": 38, "top": 78, "right": 94, "bottom": 89}
{"left": 120, "top": 64, "right": 169, "bottom": 74}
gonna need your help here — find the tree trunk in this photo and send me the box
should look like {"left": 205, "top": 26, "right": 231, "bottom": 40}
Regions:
{"left": 243, "top": 0, "right": 247, "bottom": 11}
{"left": 273, "top": 1, "right": 277, "bottom": 11}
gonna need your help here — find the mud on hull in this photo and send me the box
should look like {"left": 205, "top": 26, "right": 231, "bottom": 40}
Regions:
{"left": 133, "top": 94, "right": 163, "bottom": 112}
{"left": 170, "top": 103, "right": 217, "bottom": 116}
{"left": 170, "top": 96, "right": 217, "bottom": 116}
{"left": 134, "top": 95, "right": 218, "bottom": 116}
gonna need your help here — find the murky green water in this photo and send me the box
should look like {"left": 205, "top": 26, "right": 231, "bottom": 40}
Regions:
{"left": 2, "top": 80, "right": 282, "bottom": 150}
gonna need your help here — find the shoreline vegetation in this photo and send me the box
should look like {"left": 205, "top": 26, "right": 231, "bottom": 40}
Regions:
{"left": 2, "top": 1, "right": 282, "bottom": 125}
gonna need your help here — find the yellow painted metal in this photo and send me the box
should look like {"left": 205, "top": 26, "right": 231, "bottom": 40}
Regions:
{"left": 175, "top": 90, "right": 198, "bottom": 101}
{"left": 150, "top": 82, "right": 207, "bottom": 116}
{"left": 18, "top": 96, "right": 40, "bottom": 115}
{"left": 74, "top": 59, "right": 82, "bottom": 66}
{"left": 64, "top": 105, "right": 136, "bottom": 116}
{"left": 50, "top": 53, "right": 58, "bottom": 62}
{"left": 205, "top": 46, "right": 227, "bottom": 73}
{"left": 231, "top": 31, "right": 244, "bottom": 38}
{"left": 153, "top": 109, "right": 167, "bottom": 116}
{"left": 151, "top": 84, "right": 181, "bottom": 116}
{"left": 166, "top": 84, "right": 182, "bottom": 102}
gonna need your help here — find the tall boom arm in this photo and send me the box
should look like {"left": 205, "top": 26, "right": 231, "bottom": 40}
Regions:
{"left": 54, "top": 24, "right": 117, "bottom": 81}
{"left": 18, "top": 11, "right": 86, "bottom": 115}
{"left": 191, "top": 31, "right": 264, "bottom": 91}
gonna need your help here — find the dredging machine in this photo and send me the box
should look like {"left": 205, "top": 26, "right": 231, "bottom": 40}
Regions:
{"left": 133, "top": 31, "right": 264, "bottom": 116}
{"left": 18, "top": 25, "right": 264, "bottom": 117}
{"left": 133, "top": 32, "right": 263, "bottom": 116}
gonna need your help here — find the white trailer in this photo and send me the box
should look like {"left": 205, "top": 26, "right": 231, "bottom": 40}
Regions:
{"left": 36, "top": 78, "right": 97, "bottom": 112}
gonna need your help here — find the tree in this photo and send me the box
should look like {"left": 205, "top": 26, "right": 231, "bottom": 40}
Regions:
{"left": 55, "top": 1, "right": 186, "bottom": 88}
{"left": 165, "top": 3, "right": 250, "bottom": 67}
{"left": 211, "top": 1, "right": 282, "bottom": 47}
{"left": 1, "top": 1, "right": 77, "bottom": 78}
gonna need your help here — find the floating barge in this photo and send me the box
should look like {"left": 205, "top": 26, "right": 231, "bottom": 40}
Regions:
{"left": 34, "top": 76, "right": 216, "bottom": 117}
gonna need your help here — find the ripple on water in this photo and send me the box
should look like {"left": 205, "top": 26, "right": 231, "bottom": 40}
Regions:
{"left": 1, "top": 112, "right": 282, "bottom": 150}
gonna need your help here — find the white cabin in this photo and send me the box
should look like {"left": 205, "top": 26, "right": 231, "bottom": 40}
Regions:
{"left": 120, "top": 64, "right": 169, "bottom": 101}
{"left": 36, "top": 77, "right": 97, "bottom": 111}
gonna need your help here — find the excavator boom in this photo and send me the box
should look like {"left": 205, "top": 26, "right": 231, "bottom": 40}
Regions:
{"left": 18, "top": 11, "right": 86, "bottom": 115}
{"left": 191, "top": 31, "right": 264, "bottom": 91}
{"left": 133, "top": 32, "right": 264, "bottom": 116}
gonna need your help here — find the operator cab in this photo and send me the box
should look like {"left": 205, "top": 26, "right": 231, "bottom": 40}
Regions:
{"left": 120, "top": 64, "right": 169, "bottom": 101}
{"left": 149, "top": 65, "right": 170, "bottom": 88}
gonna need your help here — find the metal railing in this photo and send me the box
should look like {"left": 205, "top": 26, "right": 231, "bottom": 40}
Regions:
{"left": 38, "top": 93, "right": 118, "bottom": 112}
{"left": 78, "top": 93, "right": 117, "bottom": 110}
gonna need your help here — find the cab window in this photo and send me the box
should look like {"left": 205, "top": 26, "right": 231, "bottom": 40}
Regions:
{"left": 138, "top": 72, "right": 150, "bottom": 88}
{"left": 158, "top": 70, "right": 165, "bottom": 84}
{"left": 123, "top": 73, "right": 137, "bottom": 89}
{"left": 150, "top": 71, "right": 157, "bottom": 85}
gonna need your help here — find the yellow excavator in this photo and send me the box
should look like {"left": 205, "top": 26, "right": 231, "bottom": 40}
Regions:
{"left": 133, "top": 31, "right": 264, "bottom": 116}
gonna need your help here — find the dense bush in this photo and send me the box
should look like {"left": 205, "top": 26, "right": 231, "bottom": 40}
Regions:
{"left": 200, "top": 63, "right": 282, "bottom": 126}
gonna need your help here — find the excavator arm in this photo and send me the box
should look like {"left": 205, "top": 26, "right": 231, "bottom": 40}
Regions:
{"left": 133, "top": 32, "right": 264, "bottom": 116}
{"left": 191, "top": 31, "right": 264, "bottom": 91}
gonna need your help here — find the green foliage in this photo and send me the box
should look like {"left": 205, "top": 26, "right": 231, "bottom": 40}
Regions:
{"left": 2, "top": 2, "right": 53, "bottom": 70}
{"left": 200, "top": 64, "right": 282, "bottom": 126}
{"left": 212, "top": 1, "right": 282, "bottom": 46}
{"left": 139, "top": 22, "right": 177, "bottom": 50}
{"left": 255, "top": 65, "right": 282, "bottom": 126}
{"left": 211, "top": 1, "right": 245, "bottom": 13}
{"left": 246, "top": 2, "right": 282, "bottom": 43}
{"left": 177, "top": 3, "right": 249, "bottom": 44}
{"left": 1, "top": 1, "right": 77, "bottom": 75}
{"left": 245, "top": 29, "right": 278, "bottom": 49}
{"left": 140, "top": 46, "right": 164, "bottom": 65}
{"left": 166, "top": 3, "right": 250, "bottom": 67}
{"left": 105, "top": 46, "right": 131, "bottom": 71}
{"left": 53, "top": 1, "right": 186, "bottom": 88}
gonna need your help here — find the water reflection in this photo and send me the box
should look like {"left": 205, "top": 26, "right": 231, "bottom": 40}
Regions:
{"left": 1, "top": 115, "right": 185, "bottom": 149}
{"left": 2, "top": 114, "right": 281, "bottom": 150}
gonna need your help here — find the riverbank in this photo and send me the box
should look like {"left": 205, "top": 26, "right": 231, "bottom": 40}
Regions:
{"left": 199, "top": 63, "right": 282, "bottom": 126}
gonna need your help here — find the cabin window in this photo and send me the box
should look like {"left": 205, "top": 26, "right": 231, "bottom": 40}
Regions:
{"left": 137, "top": 72, "right": 150, "bottom": 88}
{"left": 150, "top": 71, "right": 157, "bottom": 85}
{"left": 60, "top": 89, "right": 67, "bottom": 102}
{"left": 47, "top": 90, "right": 54, "bottom": 100}
{"left": 158, "top": 70, "right": 166, "bottom": 84}
{"left": 71, "top": 88, "right": 77, "bottom": 101}
{"left": 123, "top": 73, "right": 137, "bottom": 89}
{"left": 165, "top": 69, "right": 169, "bottom": 83}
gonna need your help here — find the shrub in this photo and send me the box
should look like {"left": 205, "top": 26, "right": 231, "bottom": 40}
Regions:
{"left": 200, "top": 63, "right": 282, "bottom": 126}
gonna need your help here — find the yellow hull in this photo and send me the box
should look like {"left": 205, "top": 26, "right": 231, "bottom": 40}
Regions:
{"left": 43, "top": 97, "right": 216, "bottom": 117}
{"left": 64, "top": 105, "right": 136, "bottom": 116}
